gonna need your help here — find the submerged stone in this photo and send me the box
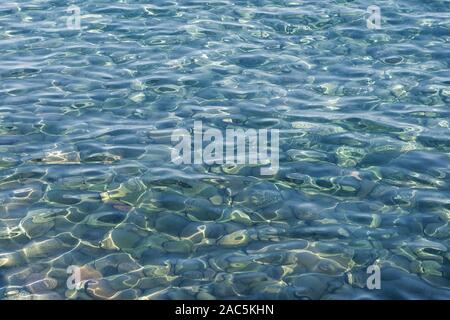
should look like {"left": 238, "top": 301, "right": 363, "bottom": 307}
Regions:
{"left": 218, "top": 230, "right": 249, "bottom": 247}
{"left": 154, "top": 213, "right": 191, "bottom": 237}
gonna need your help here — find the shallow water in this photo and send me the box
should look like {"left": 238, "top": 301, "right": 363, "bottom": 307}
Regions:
{"left": 0, "top": 0, "right": 449, "bottom": 300}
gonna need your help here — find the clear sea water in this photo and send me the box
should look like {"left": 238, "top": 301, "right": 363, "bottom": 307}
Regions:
{"left": 0, "top": 0, "right": 449, "bottom": 300}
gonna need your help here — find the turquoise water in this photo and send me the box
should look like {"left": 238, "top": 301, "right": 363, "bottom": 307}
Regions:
{"left": 0, "top": 0, "right": 449, "bottom": 300}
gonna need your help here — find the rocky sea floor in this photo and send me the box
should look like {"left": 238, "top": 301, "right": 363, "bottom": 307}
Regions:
{"left": 0, "top": 0, "right": 450, "bottom": 300}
